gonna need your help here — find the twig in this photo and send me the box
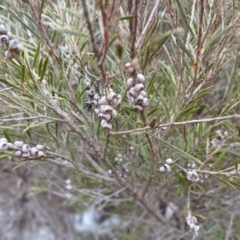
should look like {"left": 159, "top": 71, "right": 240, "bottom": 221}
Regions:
{"left": 98, "top": 0, "right": 109, "bottom": 66}
{"left": 46, "top": 151, "right": 116, "bottom": 182}
{"left": 110, "top": 114, "right": 240, "bottom": 135}
{"left": 187, "top": 0, "right": 204, "bottom": 95}
{"left": 27, "top": 0, "right": 57, "bottom": 57}
{"left": 225, "top": 213, "right": 235, "bottom": 240}
{"left": 130, "top": 0, "right": 139, "bottom": 59}
{"left": 103, "top": 132, "right": 110, "bottom": 160}
{"left": 81, "top": 149, "right": 108, "bottom": 177}
{"left": 139, "top": 111, "right": 156, "bottom": 199}
{"left": 80, "top": 0, "right": 99, "bottom": 58}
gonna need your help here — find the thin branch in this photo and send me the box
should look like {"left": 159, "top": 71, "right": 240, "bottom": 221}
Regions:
{"left": 110, "top": 114, "right": 240, "bottom": 135}
{"left": 98, "top": 0, "right": 109, "bottom": 66}
{"left": 80, "top": 0, "right": 99, "bottom": 58}
{"left": 103, "top": 132, "right": 110, "bottom": 160}
{"left": 27, "top": 0, "right": 57, "bottom": 57}
{"left": 47, "top": 151, "right": 116, "bottom": 182}
{"left": 187, "top": 0, "right": 204, "bottom": 95}
{"left": 139, "top": 111, "right": 156, "bottom": 199}
{"left": 130, "top": 0, "right": 139, "bottom": 59}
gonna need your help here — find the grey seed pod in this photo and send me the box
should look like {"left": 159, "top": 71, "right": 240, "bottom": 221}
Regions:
{"left": 0, "top": 141, "right": 8, "bottom": 150}
{"left": 93, "top": 93, "right": 101, "bottom": 101}
{"left": 164, "top": 164, "right": 171, "bottom": 172}
{"left": 0, "top": 138, "right": 8, "bottom": 143}
{"left": 0, "top": 24, "right": 8, "bottom": 34}
{"left": 7, "top": 31, "right": 13, "bottom": 40}
{"left": 159, "top": 166, "right": 165, "bottom": 172}
{"left": 98, "top": 113, "right": 111, "bottom": 121}
{"left": 134, "top": 83, "right": 144, "bottom": 93}
{"left": 127, "top": 78, "right": 134, "bottom": 88}
{"left": 14, "top": 150, "right": 22, "bottom": 157}
{"left": 107, "top": 169, "right": 113, "bottom": 176}
{"left": 109, "top": 88, "right": 114, "bottom": 92}
{"left": 106, "top": 92, "right": 116, "bottom": 101}
{"left": 37, "top": 151, "right": 45, "bottom": 158}
{"left": 139, "top": 90, "right": 147, "bottom": 97}
{"left": 9, "top": 39, "right": 18, "bottom": 50}
{"left": 129, "top": 87, "right": 137, "bottom": 97}
{"left": 133, "top": 105, "right": 143, "bottom": 111}
{"left": 0, "top": 35, "right": 9, "bottom": 45}
{"left": 101, "top": 120, "right": 112, "bottom": 130}
{"left": 87, "top": 89, "right": 95, "bottom": 96}
{"left": 100, "top": 105, "right": 114, "bottom": 114}
{"left": 125, "top": 62, "right": 134, "bottom": 73}
{"left": 36, "top": 145, "right": 44, "bottom": 150}
{"left": 98, "top": 96, "right": 108, "bottom": 106}
{"left": 14, "top": 44, "right": 22, "bottom": 54}
{"left": 42, "top": 79, "right": 47, "bottom": 85}
{"left": 14, "top": 141, "right": 23, "bottom": 148}
{"left": 7, "top": 143, "right": 18, "bottom": 150}
{"left": 129, "top": 96, "right": 135, "bottom": 104}
{"left": 94, "top": 108, "right": 100, "bottom": 115}
{"left": 135, "top": 95, "right": 144, "bottom": 104}
{"left": 22, "top": 152, "right": 30, "bottom": 158}
{"left": 142, "top": 98, "right": 149, "bottom": 107}
{"left": 5, "top": 50, "right": 13, "bottom": 60}
{"left": 112, "top": 98, "right": 121, "bottom": 106}
{"left": 90, "top": 100, "right": 98, "bottom": 107}
{"left": 30, "top": 147, "right": 38, "bottom": 156}
{"left": 116, "top": 94, "right": 121, "bottom": 100}
{"left": 165, "top": 158, "right": 173, "bottom": 164}
{"left": 22, "top": 144, "right": 30, "bottom": 153}
{"left": 83, "top": 78, "right": 91, "bottom": 86}
{"left": 111, "top": 110, "right": 117, "bottom": 119}
{"left": 137, "top": 74, "right": 145, "bottom": 83}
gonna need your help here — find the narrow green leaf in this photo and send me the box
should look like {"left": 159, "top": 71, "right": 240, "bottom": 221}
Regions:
{"left": 3, "top": 131, "right": 12, "bottom": 142}
{"left": 77, "top": 85, "right": 89, "bottom": 101}
{"left": 147, "top": 73, "right": 156, "bottom": 94}
{"left": 117, "top": 15, "right": 135, "bottom": 21}
{"left": 80, "top": 40, "right": 88, "bottom": 52}
{"left": 39, "top": 0, "right": 45, "bottom": 19}
{"left": 175, "top": 105, "right": 201, "bottom": 121}
{"left": 215, "top": 176, "right": 235, "bottom": 189}
{"left": 33, "top": 41, "right": 41, "bottom": 68}
{"left": 4, "top": 5, "right": 41, "bottom": 39}
{"left": 61, "top": 8, "right": 82, "bottom": 18}
{"left": 150, "top": 134, "right": 203, "bottom": 165}
{"left": 23, "top": 120, "right": 53, "bottom": 132}
{"left": 21, "top": 64, "right": 26, "bottom": 83}
{"left": 0, "top": 78, "right": 21, "bottom": 90}
{"left": 40, "top": 57, "right": 49, "bottom": 82}
{"left": 147, "top": 107, "right": 159, "bottom": 118}
{"left": 175, "top": 0, "right": 194, "bottom": 36}
{"left": 54, "top": 28, "right": 87, "bottom": 37}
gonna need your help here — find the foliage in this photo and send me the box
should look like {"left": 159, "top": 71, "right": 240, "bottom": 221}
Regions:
{"left": 0, "top": 0, "right": 240, "bottom": 239}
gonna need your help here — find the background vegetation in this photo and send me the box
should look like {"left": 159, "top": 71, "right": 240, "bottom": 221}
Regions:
{"left": 0, "top": 0, "right": 240, "bottom": 239}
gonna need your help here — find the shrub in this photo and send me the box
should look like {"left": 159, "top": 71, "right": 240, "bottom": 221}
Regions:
{"left": 0, "top": 0, "right": 240, "bottom": 239}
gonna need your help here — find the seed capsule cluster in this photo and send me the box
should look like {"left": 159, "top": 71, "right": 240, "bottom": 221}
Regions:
{"left": 159, "top": 158, "right": 173, "bottom": 172}
{"left": 85, "top": 86, "right": 121, "bottom": 131}
{"left": 127, "top": 74, "right": 149, "bottom": 111}
{"left": 107, "top": 154, "right": 128, "bottom": 178}
{"left": 0, "top": 138, "right": 45, "bottom": 158}
{"left": 0, "top": 24, "right": 22, "bottom": 60}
